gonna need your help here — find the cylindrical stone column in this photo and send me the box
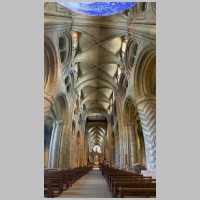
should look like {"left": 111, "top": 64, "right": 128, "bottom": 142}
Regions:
{"left": 115, "top": 133, "right": 120, "bottom": 168}
{"left": 48, "top": 120, "right": 64, "bottom": 168}
{"left": 124, "top": 124, "right": 130, "bottom": 169}
{"left": 127, "top": 123, "right": 135, "bottom": 166}
{"left": 106, "top": 121, "right": 112, "bottom": 164}
{"left": 58, "top": 121, "right": 68, "bottom": 169}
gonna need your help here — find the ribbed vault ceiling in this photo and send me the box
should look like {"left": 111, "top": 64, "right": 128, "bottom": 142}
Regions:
{"left": 61, "top": 4, "right": 132, "bottom": 150}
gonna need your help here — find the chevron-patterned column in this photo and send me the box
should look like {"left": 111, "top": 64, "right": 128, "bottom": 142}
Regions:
{"left": 135, "top": 96, "right": 156, "bottom": 171}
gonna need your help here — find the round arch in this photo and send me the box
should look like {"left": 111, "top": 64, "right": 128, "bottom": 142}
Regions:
{"left": 44, "top": 35, "right": 60, "bottom": 95}
{"left": 83, "top": 108, "right": 110, "bottom": 122}
{"left": 133, "top": 45, "right": 156, "bottom": 98}
{"left": 123, "top": 96, "right": 146, "bottom": 167}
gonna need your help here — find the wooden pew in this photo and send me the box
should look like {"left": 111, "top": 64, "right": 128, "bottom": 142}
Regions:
{"left": 118, "top": 187, "right": 156, "bottom": 198}
{"left": 113, "top": 181, "right": 156, "bottom": 197}
{"left": 105, "top": 171, "right": 138, "bottom": 180}
{"left": 44, "top": 180, "right": 54, "bottom": 198}
{"left": 44, "top": 177, "right": 63, "bottom": 197}
{"left": 44, "top": 167, "right": 91, "bottom": 197}
{"left": 44, "top": 173, "right": 72, "bottom": 189}
{"left": 109, "top": 176, "right": 153, "bottom": 190}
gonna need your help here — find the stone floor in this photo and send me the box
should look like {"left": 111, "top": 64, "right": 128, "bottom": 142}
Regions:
{"left": 59, "top": 168, "right": 113, "bottom": 198}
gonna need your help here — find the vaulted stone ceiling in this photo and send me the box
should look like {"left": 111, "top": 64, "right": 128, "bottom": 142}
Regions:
{"left": 60, "top": 4, "right": 133, "bottom": 150}
{"left": 72, "top": 14, "right": 130, "bottom": 116}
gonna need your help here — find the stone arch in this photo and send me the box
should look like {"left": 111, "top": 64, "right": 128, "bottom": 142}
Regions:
{"left": 59, "top": 32, "right": 73, "bottom": 70}
{"left": 123, "top": 97, "right": 146, "bottom": 168}
{"left": 83, "top": 108, "right": 110, "bottom": 122}
{"left": 133, "top": 45, "right": 156, "bottom": 170}
{"left": 124, "top": 36, "right": 138, "bottom": 73}
{"left": 52, "top": 93, "right": 70, "bottom": 169}
{"left": 44, "top": 35, "right": 61, "bottom": 120}
{"left": 134, "top": 45, "right": 156, "bottom": 98}
{"left": 44, "top": 35, "right": 60, "bottom": 94}
{"left": 51, "top": 94, "right": 68, "bottom": 120}
{"left": 47, "top": 93, "right": 69, "bottom": 169}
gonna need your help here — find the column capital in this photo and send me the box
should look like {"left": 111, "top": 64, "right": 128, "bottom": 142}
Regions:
{"left": 135, "top": 95, "right": 156, "bottom": 107}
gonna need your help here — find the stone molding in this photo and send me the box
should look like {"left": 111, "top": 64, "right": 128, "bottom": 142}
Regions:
{"left": 55, "top": 120, "right": 68, "bottom": 124}
{"left": 135, "top": 95, "right": 156, "bottom": 107}
{"left": 44, "top": 91, "right": 55, "bottom": 103}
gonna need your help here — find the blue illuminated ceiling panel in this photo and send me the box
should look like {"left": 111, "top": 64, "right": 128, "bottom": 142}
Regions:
{"left": 59, "top": 2, "right": 137, "bottom": 16}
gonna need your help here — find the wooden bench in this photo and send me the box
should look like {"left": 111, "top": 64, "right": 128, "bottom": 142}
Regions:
{"left": 118, "top": 187, "right": 156, "bottom": 198}
{"left": 109, "top": 176, "right": 153, "bottom": 189}
{"left": 44, "top": 177, "right": 63, "bottom": 197}
{"left": 113, "top": 181, "right": 156, "bottom": 197}
{"left": 44, "top": 173, "right": 72, "bottom": 189}
{"left": 44, "top": 167, "right": 91, "bottom": 197}
{"left": 44, "top": 180, "right": 54, "bottom": 198}
{"left": 105, "top": 171, "right": 139, "bottom": 180}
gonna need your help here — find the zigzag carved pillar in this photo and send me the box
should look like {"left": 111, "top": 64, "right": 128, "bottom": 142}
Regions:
{"left": 135, "top": 96, "right": 156, "bottom": 171}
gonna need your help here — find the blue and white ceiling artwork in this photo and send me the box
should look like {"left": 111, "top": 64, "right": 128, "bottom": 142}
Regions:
{"left": 59, "top": 2, "right": 138, "bottom": 16}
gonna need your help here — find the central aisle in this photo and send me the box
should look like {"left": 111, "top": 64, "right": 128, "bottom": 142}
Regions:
{"left": 59, "top": 168, "right": 113, "bottom": 198}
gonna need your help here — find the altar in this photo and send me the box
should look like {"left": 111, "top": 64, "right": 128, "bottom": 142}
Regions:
{"left": 87, "top": 146, "right": 105, "bottom": 167}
